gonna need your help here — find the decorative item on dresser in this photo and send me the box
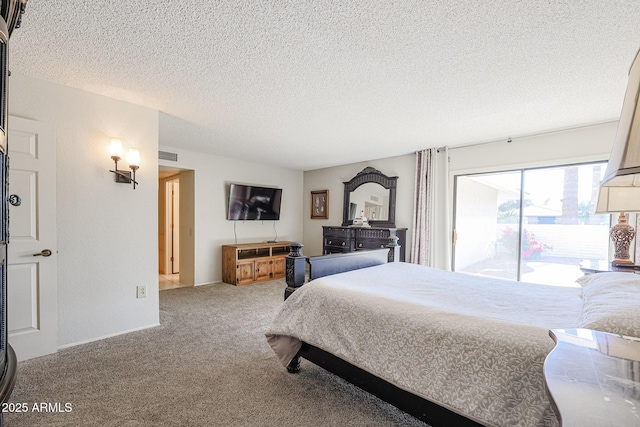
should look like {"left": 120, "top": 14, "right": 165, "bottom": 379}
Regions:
{"left": 221, "top": 241, "right": 291, "bottom": 285}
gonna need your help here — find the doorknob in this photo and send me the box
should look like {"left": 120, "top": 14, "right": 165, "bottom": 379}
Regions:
{"left": 9, "top": 194, "right": 21, "bottom": 206}
{"left": 33, "top": 249, "right": 52, "bottom": 257}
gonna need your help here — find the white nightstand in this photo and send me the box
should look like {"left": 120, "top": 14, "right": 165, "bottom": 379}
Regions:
{"left": 544, "top": 328, "right": 640, "bottom": 427}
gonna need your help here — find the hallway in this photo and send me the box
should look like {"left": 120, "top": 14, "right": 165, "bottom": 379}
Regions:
{"left": 159, "top": 274, "right": 187, "bottom": 291}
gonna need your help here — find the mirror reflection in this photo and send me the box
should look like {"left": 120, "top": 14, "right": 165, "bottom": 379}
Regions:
{"left": 347, "top": 182, "right": 390, "bottom": 221}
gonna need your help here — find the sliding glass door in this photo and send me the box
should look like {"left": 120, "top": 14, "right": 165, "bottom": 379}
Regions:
{"left": 454, "top": 170, "right": 522, "bottom": 281}
{"left": 453, "top": 162, "right": 610, "bottom": 286}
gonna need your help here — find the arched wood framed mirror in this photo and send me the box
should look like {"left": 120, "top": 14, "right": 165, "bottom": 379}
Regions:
{"left": 342, "top": 167, "right": 398, "bottom": 228}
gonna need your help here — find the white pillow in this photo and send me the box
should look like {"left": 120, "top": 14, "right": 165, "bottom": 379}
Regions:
{"left": 576, "top": 272, "right": 640, "bottom": 338}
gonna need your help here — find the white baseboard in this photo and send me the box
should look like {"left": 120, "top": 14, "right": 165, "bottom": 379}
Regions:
{"left": 195, "top": 280, "right": 222, "bottom": 287}
{"left": 57, "top": 323, "right": 161, "bottom": 350}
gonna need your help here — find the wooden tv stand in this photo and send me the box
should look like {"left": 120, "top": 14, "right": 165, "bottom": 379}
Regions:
{"left": 222, "top": 241, "right": 291, "bottom": 285}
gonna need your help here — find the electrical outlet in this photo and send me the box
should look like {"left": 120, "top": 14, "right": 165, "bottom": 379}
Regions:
{"left": 136, "top": 285, "right": 147, "bottom": 298}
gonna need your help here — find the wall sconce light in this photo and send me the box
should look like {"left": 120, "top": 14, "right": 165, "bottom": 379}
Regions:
{"left": 109, "top": 138, "right": 140, "bottom": 189}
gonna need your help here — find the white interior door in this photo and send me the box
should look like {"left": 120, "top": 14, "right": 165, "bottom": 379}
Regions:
{"left": 7, "top": 116, "right": 57, "bottom": 361}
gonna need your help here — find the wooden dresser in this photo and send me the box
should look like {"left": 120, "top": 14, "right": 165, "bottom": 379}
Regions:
{"left": 322, "top": 226, "right": 406, "bottom": 262}
{"left": 222, "top": 241, "right": 291, "bottom": 285}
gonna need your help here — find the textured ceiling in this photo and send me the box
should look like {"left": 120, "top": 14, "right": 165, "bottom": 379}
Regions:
{"left": 7, "top": 1, "right": 640, "bottom": 170}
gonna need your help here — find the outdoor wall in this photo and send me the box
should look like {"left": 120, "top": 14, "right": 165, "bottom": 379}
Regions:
{"left": 454, "top": 179, "right": 501, "bottom": 270}
{"left": 523, "top": 224, "right": 609, "bottom": 260}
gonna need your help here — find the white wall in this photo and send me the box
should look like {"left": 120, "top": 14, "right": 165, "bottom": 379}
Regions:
{"left": 158, "top": 146, "right": 303, "bottom": 285}
{"left": 303, "top": 155, "right": 415, "bottom": 257}
{"left": 8, "top": 73, "right": 160, "bottom": 347}
{"left": 449, "top": 122, "right": 618, "bottom": 173}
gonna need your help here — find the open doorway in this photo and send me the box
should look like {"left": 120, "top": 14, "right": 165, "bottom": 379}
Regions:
{"left": 159, "top": 166, "right": 195, "bottom": 291}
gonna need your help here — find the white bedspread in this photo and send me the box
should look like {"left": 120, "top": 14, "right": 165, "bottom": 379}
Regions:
{"left": 266, "top": 262, "right": 582, "bottom": 427}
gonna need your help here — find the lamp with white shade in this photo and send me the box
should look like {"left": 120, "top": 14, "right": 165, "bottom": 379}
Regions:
{"left": 595, "top": 48, "right": 640, "bottom": 265}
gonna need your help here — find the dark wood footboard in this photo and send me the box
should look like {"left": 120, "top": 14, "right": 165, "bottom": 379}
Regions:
{"left": 308, "top": 248, "right": 389, "bottom": 280}
{"left": 284, "top": 237, "right": 398, "bottom": 300}
{"left": 287, "top": 343, "right": 483, "bottom": 427}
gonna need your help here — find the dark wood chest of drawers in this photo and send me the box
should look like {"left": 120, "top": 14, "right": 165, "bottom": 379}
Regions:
{"left": 322, "top": 226, "right": 407, "bottom": 262}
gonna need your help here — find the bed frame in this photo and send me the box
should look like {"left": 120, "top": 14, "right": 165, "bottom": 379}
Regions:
{"left": 282, "top": 242, "right": 483, "bottom": 427}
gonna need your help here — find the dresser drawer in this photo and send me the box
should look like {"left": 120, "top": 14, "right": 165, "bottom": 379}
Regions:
{"left": 321, "top": 226, "right": 407, "bottom": 262}
{"left": 356, "top": 239, "right": 390, "bottom": 250}
{"left": 324, "top": 238, "right": 354, "bottom": 251}
{"left": 323, "top": 226, "right": 355, "bottom": 238}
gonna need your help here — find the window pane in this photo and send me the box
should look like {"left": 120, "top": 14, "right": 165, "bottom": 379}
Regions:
{"left": 454, "top": 171, "right": 522, "bottom": 281}
{"left": 519, "top": 164, "right": 609, "bottom": 286}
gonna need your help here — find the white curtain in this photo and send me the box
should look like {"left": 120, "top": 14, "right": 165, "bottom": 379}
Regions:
{"left": 411, "top": 147, "right": 451, "bottom": 270}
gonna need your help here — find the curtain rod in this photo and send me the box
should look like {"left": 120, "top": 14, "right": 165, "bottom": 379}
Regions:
{"left": 435, "top": 137, "right": 510, "bottom": 153}
{"left": 437, "top": 137, "right": 511, "bottom": 153}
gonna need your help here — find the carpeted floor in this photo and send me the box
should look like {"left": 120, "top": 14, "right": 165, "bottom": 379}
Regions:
{"left": 5, "top": 280, "right": 428, "bottom": 426}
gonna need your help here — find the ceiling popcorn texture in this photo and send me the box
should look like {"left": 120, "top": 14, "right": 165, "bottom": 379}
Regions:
{"left": 8, "top": 1, "right": 640, "bottom": 170}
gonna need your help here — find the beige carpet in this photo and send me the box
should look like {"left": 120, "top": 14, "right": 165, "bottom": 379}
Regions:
{"left": 6, "top": 280, "right": 428, "bottom": 426}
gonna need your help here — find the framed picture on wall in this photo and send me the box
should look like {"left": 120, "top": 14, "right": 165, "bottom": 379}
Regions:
{"left": 311, "top": 190, "right": 329, "bottom": 219}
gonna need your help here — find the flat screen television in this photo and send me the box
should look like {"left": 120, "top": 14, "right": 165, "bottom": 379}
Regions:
{"left": 227, "top": 183, "right": 282, "bottom": 220}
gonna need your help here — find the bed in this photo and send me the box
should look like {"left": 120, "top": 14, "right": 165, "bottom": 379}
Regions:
{"left": 265, "top": 248, "right": 640, "bottom": 426}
